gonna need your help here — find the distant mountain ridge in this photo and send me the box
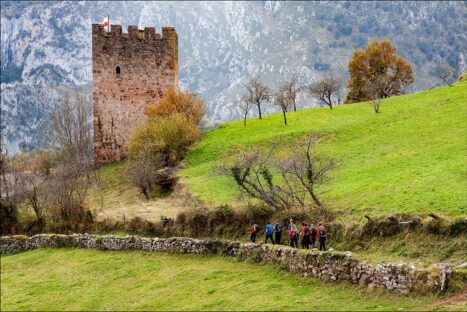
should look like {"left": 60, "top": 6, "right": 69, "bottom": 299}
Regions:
{"left": 1, "top": 1, "right": 466, "bottom": 152}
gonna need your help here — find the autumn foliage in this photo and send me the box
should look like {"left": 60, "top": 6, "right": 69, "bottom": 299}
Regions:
{"left": 126, "top": 114, "right": 201, "bottom": 168}
{"left": 345, "top": 39, "right": 414, "bottom": 103}
{"left": 145, "top": 88, "right": 207, "bottom": 126}
{"left": 126, "top": 88, "right": 206, "bottom": 197}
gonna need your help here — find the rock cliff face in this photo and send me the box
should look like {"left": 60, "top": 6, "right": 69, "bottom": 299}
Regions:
{"left": 0, "top": 234, "right": 453, "bottom": 294}
{"left": 1, "top": 1, "right": 466, "bottom": 152}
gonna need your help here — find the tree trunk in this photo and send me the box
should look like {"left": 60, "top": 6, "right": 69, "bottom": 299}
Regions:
{"left": 142, "top": 187, "right": 149, "bottom": 200}
{"left": 310, "top": 190, "right": 322, "bottom": 207}
{"left": 293, "top": 99, "right": 297, "bottom": 112}
{"left": 243, "top": 115, "right": 247, "bottom": 126}
{"left": 283, "top": 111, "right": 287, "bottom": 125}
{"left": 257, "top": 103, "right": 262, "bottom": 119}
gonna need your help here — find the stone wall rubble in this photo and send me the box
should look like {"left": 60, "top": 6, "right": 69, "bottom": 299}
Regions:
{"left": 0, "top": 234, "right": 452, "bottom": 294}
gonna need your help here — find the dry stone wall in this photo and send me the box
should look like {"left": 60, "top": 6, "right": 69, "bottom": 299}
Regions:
{"left": 0, "top": 234, "right": 452, "bottom": 294}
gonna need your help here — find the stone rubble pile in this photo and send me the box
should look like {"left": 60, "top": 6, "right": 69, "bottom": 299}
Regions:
{"left": 0, "top": 234, "right": 452, "bottom": 294}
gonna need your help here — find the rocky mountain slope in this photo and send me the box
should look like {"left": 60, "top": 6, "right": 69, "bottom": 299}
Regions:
{"left": 1, "top": 1, "right": 466, "bottom": 152}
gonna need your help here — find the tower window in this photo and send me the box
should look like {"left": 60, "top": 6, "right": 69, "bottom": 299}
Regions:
{"left": 116, "top": 66, "right": 121, "bottom": 75}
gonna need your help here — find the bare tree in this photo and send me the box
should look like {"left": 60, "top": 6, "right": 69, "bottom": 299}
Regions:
{"left": 47, "top": 92, "right": 94, "bottom": 223}
{"left": 308, "top": 76, "right": 342, "bottom": 109}
{"left": 1, "top": 142, "right": 51, "bottom": 226}
{"left": 13, "top": 152, "right": 51, "bottom": 223}
{"left": 363, "top": 78, "right": 388, "bottom": 113}
{"left": 47, "top": 158, "right": 92, "bottom": 223}
{"left": 434, "top": 62, "right": 455, "bottom": 87}
{"left": 125, "top": 144, "right": 165, "bottom": 200}
{"left": 221, "top": 144, "right": 293, "bottom": 210}
{"left": 221, "top": 136, "right": 336, "bottom": 211}
{"left": 281, "top": 75, "right": 302, "bottom": 112}
{"left": 234, "top": 98, "right": 251, "bottom": 126}
{"left": 274, "top": 89, "right": 292, "bottom": 125}
{"left": 243, "top": 77, "right": 271, "bottom": 119}
{"left": 49, "top": 92, "right": 93, "bottom": 162}
{"left": 278, "top": 136, "right": 336, "bottom": 207}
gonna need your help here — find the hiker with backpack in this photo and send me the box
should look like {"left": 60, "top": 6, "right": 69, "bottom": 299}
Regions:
{"left": 310, "top": 224, "right": 318, "bottom": 249}
{"left": 250, "top": 222, "right": 259, "bottom": 243}
{"left": 318, "top": 223, "right": 327, "bottom": 251}
{"left": 287, "top": 219, "right": 299, "bottom": 248}
{"left": 264, "top": 221, "right": 275, "bottom": 244}
{"left": 274, "top": 220, "right": 283, "bottom": 245}
{"left": 286, "top": 219, "right": 293, "bottom": 232}
{"left": 300, "top": 223, "right": 311, "bottom": 249}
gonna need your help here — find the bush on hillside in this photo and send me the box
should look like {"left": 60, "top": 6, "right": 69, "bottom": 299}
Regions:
{"left": 127, "top": 114, "right": 201, "bottom": 167}
{"left": 127, "top": 88, "right": 206, "bottom": 198}
{"left": 145, "top": 88, "right": 207, "bottom": 126}
{"left": 125, "top": 113, "right": 201, "bottom": 196}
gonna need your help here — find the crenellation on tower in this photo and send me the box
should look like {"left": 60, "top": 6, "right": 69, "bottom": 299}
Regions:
{"left": 111, "top": 24, "right": 122, "bottom": 36}
{"left": 144, "top": 27, "right": 156, "bottom": 40}
{"left": 92, "top": 23, "right": 178, "bottom": 163}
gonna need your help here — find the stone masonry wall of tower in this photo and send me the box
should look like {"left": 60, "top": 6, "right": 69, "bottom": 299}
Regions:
{"left": 92, "top": 23, "right": 178, "bottom": 163}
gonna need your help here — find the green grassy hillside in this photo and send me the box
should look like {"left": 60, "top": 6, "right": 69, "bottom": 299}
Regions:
{"left": 1, "top": 249, "right": 453, "bottom": 311}
{"left": 181, "top": 81, "right": 467, "bottom": 219}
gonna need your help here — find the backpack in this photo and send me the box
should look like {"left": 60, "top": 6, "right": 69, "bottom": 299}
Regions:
{"left": 304, "top": 227, "right": 310, "bottom": 237}
{"left": 265, "top": 225, "right": 274, "bottom": 235}
{"left": 320, "top": 228, "right": 326, "bottom": 238}
{"left": 253, "top": 224, "right": 259, "bottom": 233}
{"left": 288, "top": 230, "right": 297, "bottom": 239}
{"left": 311, "top": 228, "right": 317, "bottom": 237}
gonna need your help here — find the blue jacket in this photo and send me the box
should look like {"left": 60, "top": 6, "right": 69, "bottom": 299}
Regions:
{"left": 274, "top": 223, "right": 282, "bottom": 232}
{"left": 265, "top": 224, "right": 274, "bottom": 236}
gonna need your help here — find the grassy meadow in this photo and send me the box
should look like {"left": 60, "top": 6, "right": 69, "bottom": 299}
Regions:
{"left": 2, "top": 248, "right": 458, "bottom": 311}
{"left": 181, "top": 80, "right": 467, "bottom": 219}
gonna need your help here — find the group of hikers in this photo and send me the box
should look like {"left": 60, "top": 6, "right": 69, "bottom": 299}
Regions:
{"left": 249, "top": 219, "right": 327, "bottom": 250}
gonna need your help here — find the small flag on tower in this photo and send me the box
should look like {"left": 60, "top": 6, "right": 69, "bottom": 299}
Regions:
{"left": 103, "top": 16, "right": 109, "bottom": 31}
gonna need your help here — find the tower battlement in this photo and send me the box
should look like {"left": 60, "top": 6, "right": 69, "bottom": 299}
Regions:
{"left": 92, "top": 23, "right": 178, "bottom": 163}
{"left": 92, "top": 24, "right": 177, "bottom": 44}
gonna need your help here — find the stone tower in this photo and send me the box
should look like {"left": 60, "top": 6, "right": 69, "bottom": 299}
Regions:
{"left": 92, "top": 24, "right": 178, "bottom": 163}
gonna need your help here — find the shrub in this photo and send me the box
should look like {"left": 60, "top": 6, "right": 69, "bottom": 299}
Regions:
{"left": 449, "top": 218, "right": 467, "bottom": 236}
{"left": 244, "top": 203, "right": 275, "bottom": 223}
{"left": 185, "top": 207, "right": 210, "bottom": 237}
{"left": 125, "top": 113, "right": 201, "bottom": 195}
{"left": 145, "top": 88, "right": 207, "bottom": 126}
{"left": 127, "top": 114, "right": 201, "bottom": 168}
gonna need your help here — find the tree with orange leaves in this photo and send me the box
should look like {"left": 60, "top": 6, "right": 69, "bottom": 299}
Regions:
{"left": 145, "top": 88, "right": 207, "bottom": 126}
{"left": 345, "top": 39, "right": 414, "bottom": 103}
